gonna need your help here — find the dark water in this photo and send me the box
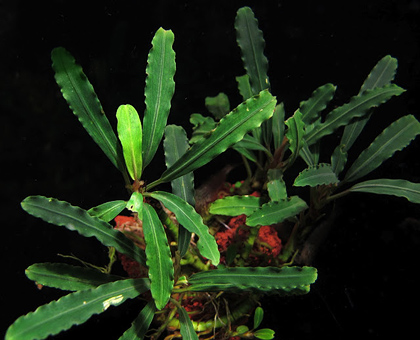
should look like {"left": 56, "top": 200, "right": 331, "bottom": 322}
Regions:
{"left": 2, "top": 0, "right": 420, "bottom": 338}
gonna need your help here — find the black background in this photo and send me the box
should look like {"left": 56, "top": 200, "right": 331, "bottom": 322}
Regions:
{"left": 2, "top": 0, "right": 420, "bottom": 338}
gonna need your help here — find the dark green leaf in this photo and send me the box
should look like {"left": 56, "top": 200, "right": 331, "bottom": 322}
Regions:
{"left": 177, "top": 306, "right": 199, "bottom": 340}
{"left": 119, "top": 300, "right": 156, "bottom": 340}
{"left": 293, "top": 163, "right": 339, "bottom": 187}
{"left": 205, "top": 93, "right": 230, "bottom": 120}
{"left": 299, "top": 83, "right": 336, "bottom": 124}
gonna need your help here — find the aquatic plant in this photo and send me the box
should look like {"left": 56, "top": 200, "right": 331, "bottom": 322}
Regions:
{"left": 6, "top": 6, "right": 420, "bottom": 340}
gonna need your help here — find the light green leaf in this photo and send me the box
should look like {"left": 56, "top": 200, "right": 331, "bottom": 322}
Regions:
{"left": 117, "top": 104, "right": 143, "bottom": 180}
{"left": 177, "top": 305, "right": 199, "bottom": 340}
{"left": 205, "top": 92, "right": 230, "bottom": 120}
{"left": 119, "top": 300, "right": 156, "bottom": 340}
{"left": 344, "top": 115, "right": 420, "bottom": 183}
{"left": 293, "top": 163, "right": 339, "bottom": 187}
{"left": 25, "top": 263, "right": 123, "bottom": 291}
{"left": 21, "top": 196, "right": 146, "bottom": 266}
{"left": 305, "top": 84, "right": 405, "bottom": 146}
{"left": 5, "top": 278, "right": 150, "bottom": 340}
{"left": 299, "top": 83, "right": 336, "bottom": 124}
{"left": 126, "top": 192, "right": 143, "bottom": 220}
{"left": 142, "top": 28, "right": 176, "bottom": 169}
{"left": 209, "top": 195, "right": 261, "bottom": 216}
{"left": 285, "top": 110, "right": 305, "bottom": 166}
{"left": 254, "top": 328, "right": 275, "bottom": 340}
{"left": 246, "top": 196, "right": 308, "bottom": 227}
{"left": 148, "top": 191, "right": 220, "bottom": 265}
{"left": 51, "top": 47, "right": 126, "bottom": 175}
{"left": 187, "top": 266, "right": 317, "bottom": 295}
{"left": 148, "top": 90, "right": 276, "bottom": 189}
{"left": 88, "top": 200, "right": 126, "bottom": 222}
{"left": 142, "top": 203, "right": 174, "bottom": 310}
{"left": 347, "top": 179, "right": 420, "bottom": 204}
{"left": 253, "top": 307, "right": 264, "bottom": 329}
{"left": 236, "top": 74, "right": 253, "bottom": 101}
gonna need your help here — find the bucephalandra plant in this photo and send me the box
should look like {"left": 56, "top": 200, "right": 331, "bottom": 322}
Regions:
{"left": 6, "top": 6, "right": 420, "bottom": 340}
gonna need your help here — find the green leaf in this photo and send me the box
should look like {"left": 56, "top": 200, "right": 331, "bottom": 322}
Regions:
{"left": 344, "top": 115, "right": 420, "bottom": 183}
{"left": 253, "top": 306, "right": 264, "bottom": 329}
{"left": 5, "top": 278, "right": 150, "bottom": 340}
{"left": 189, "top": 114, "right": 217, "bottom": 145}
{"left": 88, "top": 200, "right": 126, "bottom": 222}
{"left": 299, "top": 83, "right": 336, "bottom": 124}
{"left": 142, "top": 203, "right": 174, "bottom": 310}
{"left": 21, "top": 196, "right": 146, "bottom": 266}
{"left": 148, "top": 191, "right": 220, "bottom": 265}
{"left": 209, "top": 195, "right": 261, "bottom": 216}
{"left": 205, "top": 92, "right": 230, "bottom": 120}
{"left": 142, "top": 28, "right": 176, "bottom": 169}
{"left": 293, "top": 163, "right": 339, "bottom": 187}
{"left": 267, "top": 169, "right": 287, "bottom": 202}
{"left": 331, "top": 55, "right": 398, "bottom": 176}
{"left": 272, "top": 103, "right": 285, "bottom": 150}
{"left": 285, "top": 110, "right": 305, "bottom": 165}
{"left": 246, "top": 196, "right": 308, "bottom": 227}
{"left": 51, "top": 47, "right": 125, "bottom": 175}
{"left": 117, "top": 104, "right": 143, "bottom": 181}
{"left": 254, "top": 328, "right": 275, "bottom": 340}
{"left": 25, "top": 263, "right": 123, "bottom": 291}
{"left": 347, "top": 179, "right": 420, "bottom": 204}
{"left": 119, "top": 300, "right": 156, "bottom": 340}
{"left": 126, "top": 192, "right": 144, "bottom": 220}
{"left": 234, "top": 134, "right": 271, "bottom": 153}
{"left": 236, "top": 74, "right": 253, "bottom": 101}
{"left": 177, "top": 306, "right": 199, "bottom": 340}
{"left": 149, "top": 90, "right": 276, "bottom": 189}
{"left": 305, "top": 84, "right": 405, "bottom": 146}
{"left": 235, "top": 6, "right": 270, "bottom": 95}
{"left": 187, "top": 266, "right": 317, "bottom": 295}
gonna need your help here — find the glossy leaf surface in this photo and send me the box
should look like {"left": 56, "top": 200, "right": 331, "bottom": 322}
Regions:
{"left": 293, "top": 163, "right": 339, "bottom": 187}
{"left": 209, "top": 195, "right": 261, "bottom": 216}
{"left": 305, "top": 84, "right": 405, "bottom": 145}
{"left": 187, "top": 266, "right": 317, "bottom": 295}
{"left": 344, "top": 115, "right": 420, "bottom": 183}
{"left": 119, "top": 300, "right": 156, "bottom": 340}
{"left": 88, "top": 200, "right": 126, "bottom": 222}
{"left": 267, "top": 169, "right": 287, "bottom": 202}
{"left": 117, "top": 104, "right": 143, "bottom": 180}
{"left": 51, "top": 47, "right": 125, "bottom": 174}
{"left": 142, "top": 28, "right": 176, "bottom": 169}
{"left": 347, "top": 179, "right": 420, "bottom": 204}
{"left": 142, "top": 203, "right": 174, "bottom": 310}
{"left": 148, "top": 191, "right": 220, "bottom": 265}
{"left": 150, "top": 90, "right": 276, "bottom": 188}
{"left": 246, "top": 196, "right": 308, "bottom": 227}
{"left": 25, "top": 263, "right": 123, "bottom": 291}
{"left": 21, "top": 196, "right": 146, "bottom": 266}
{"left": 6, "top": 279, "right": 150, "bottom": 340}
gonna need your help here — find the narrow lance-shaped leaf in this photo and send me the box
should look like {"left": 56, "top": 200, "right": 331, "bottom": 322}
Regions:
{"left": 25, "top": 263, "right": 123, "bottom": 291}
{"left": 142, "top": 28, "right": 176, "bottom": 169}
{"left": 285, "top": 110, "right": 305, "bottom": 167}
{"left": 117, "top": 104, "right": 143, "bottom": 180}
{"left": 209, "top": 195, "right": 261, "bottom": 216}
{"left": 21, "top": 196, "right": 146, "bottom": 266}
{"left": 305, "top": 84, "right": 405, "bottom": 146}
{"left": 236, "top": 74, "right": 253, "bottom": 101}
{"left": 119, "top": 300, "right": 156, "bottom": 340}
{"left": 51, "top": 47, "right": 126, "bottom": 175}
{"left": 163, "top": 125, "right": 195, "bottom": 257}
{"left": 331, "top": 55, "right": 398, "bottom": 175}
{"left": 148, "top": 90, "right": 276, "bottom": 189}
{"left": 5, "top": 278, "right": 150, "bottom": 340}
{"left": 187, "top": 266, "right": 317, "bottom": 295}
{"left": 142, "top": 202, "right": 174, "bottom": 310}
{"left": 344, "top": 115, "right": 420, "bottom": 183}
{"left": 177, "top": 305, "right": 199, "bottom": 340}
{"left": 299, "top": 83, "right": 336, "bottom": 124}
{"left": 246, "top": 196, "right": 308, "bottom": 227}
{"left": 88, "top": 200, "right": 126, "bottom": 222}
{"left": 294, "top": 163, "right": 339, "bottom": 187}
{"left": 346, "top": 179, "right": 420, "bottom": 204}
{"left": 272, "top": 103, "right": 285, "bottom": 150}
{"left": 148, "top": 191, "right": 220, "bottom": 265}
